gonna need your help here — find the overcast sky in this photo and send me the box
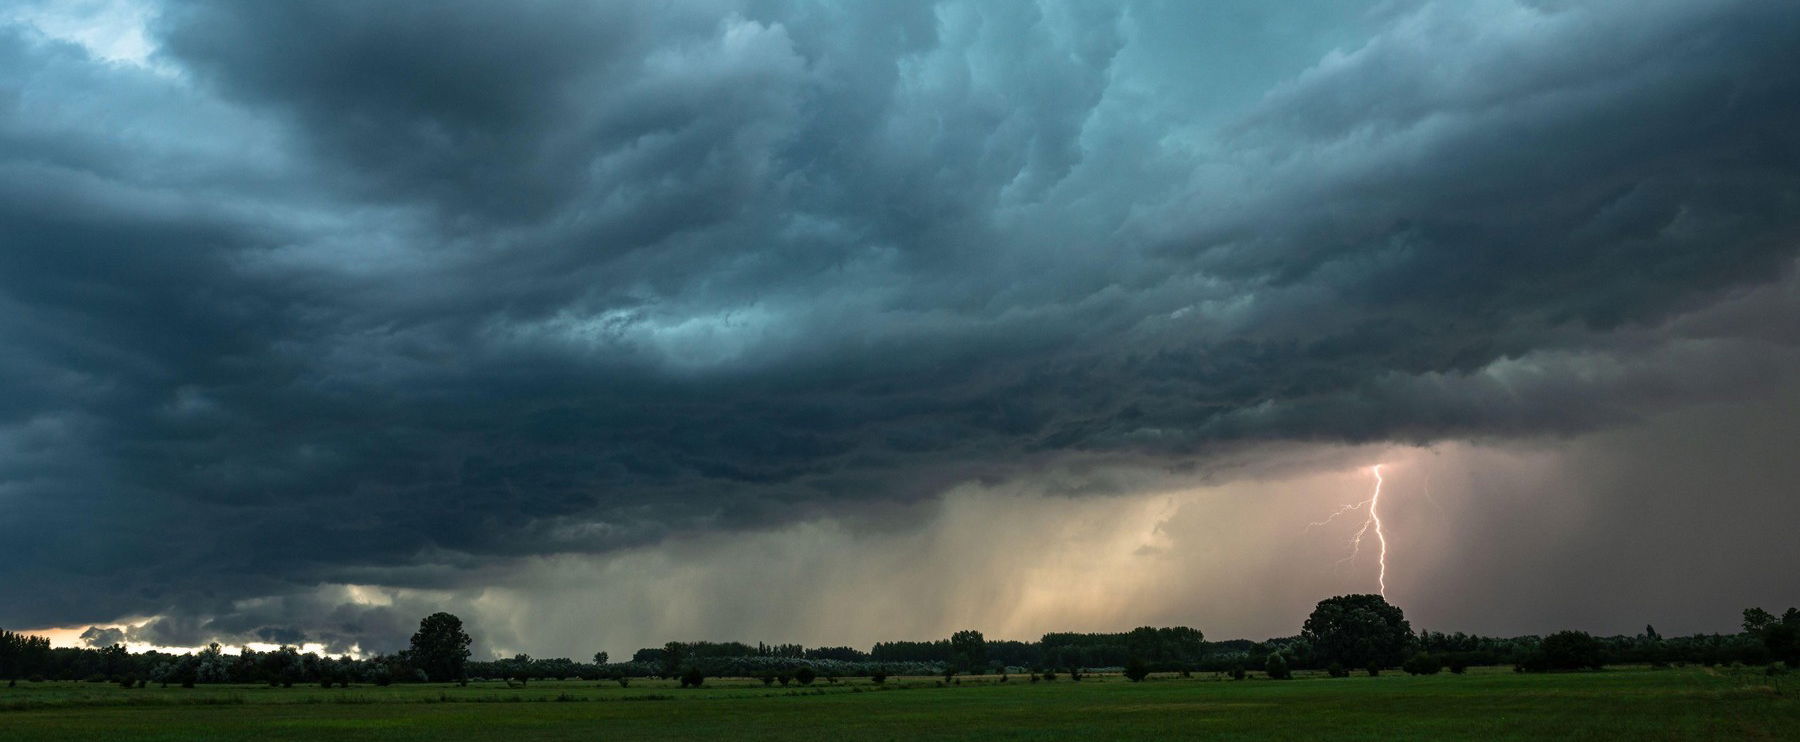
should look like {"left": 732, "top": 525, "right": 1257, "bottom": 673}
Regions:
{"left": 3, "top": 0, "right": 1798, "bottom": 658}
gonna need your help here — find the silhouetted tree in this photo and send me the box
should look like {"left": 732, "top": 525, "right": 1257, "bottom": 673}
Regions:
{"left": 1302, "top": 594, "right": 1415, "bottom": 670}
{"left": 1124, "top": 657, "right": 1150, "bottom": 682}
{"left": 949, "top": 630, "right": 986, "bottom": 673}
{"left": 1744, "top": 607, "right": 1800, "bottom": 666}
{"left": 1539, "top": 631, "right": 1604, "bottom": 671}
{"left": 409, "top": 613, "right": 472, "bottom": 683}
{"left": 1265, "top": 653, "right": 1292, "bottom": 680}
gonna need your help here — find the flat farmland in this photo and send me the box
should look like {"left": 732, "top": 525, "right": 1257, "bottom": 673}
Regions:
{"left": 2, "top": 666, "right": 1794, "bottom": 741}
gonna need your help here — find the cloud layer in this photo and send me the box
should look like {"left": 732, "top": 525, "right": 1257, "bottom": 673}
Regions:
{"left": 3, "top": 0, "right": 1799, "bottom": 649}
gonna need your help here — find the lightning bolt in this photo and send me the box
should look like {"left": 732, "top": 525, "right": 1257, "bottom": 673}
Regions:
{"left": 1308, "top": 464, "right": 1390, "bottom": 597}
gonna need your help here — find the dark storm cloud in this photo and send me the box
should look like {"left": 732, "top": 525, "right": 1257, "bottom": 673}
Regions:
{"left": 3, "top": 0, "right": 1799, "bottom": 641}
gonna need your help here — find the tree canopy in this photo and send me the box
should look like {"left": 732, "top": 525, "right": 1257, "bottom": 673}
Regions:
{"left": 408, "top": 612, "right": 473, "bottom": 682}
{"left": 1301, "top": 594, "right": 1415, "bottom": 669}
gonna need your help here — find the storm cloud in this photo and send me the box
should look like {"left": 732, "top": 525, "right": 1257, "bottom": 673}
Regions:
{"left": 3, "top": 0, "right": 1799, "bottom": 652}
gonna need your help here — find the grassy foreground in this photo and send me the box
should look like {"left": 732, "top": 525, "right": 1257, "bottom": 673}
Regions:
{"left": 2, "top": 666, "right": 1793, "bottom": 741}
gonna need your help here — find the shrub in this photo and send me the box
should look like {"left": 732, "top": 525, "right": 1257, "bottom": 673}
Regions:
{"left": 1124, "top": 658, "right": 1150, "bottom": 682}
{"left": 1326, "top": 662, "right": 1348, "bottom": 678}
{"left": 118, "top": 676, "right": 137, "bottom": 689}
{"left": 1403, "top": 653, "right": 1442, "bottom": 676}
{"left": 83, "top": 674, "right": 107, "bottom": 683}
{"left": 679, "top": 666, "right": 705, "bottom": 689}
{"left": 1229, "top": 664, "right": 1246, "bottom": 681}
{"left": 795, "top": 667, "right": 817, "bottom": 686}
{"left": 1265, "top": 654, "right": 1292, "bottom": 680}
{"left": 1540, "top": 631, "right": 1605, "bottom": 671}
{"left": 1041, "top": 669, "right": 1056, "bottom": 681}
{"left": 1365, "top": 663, "right": 1381, "bottom": 677}
{"left": 1446, "top": 656, "right": 1469, "bottom": 674}
{"left": 870, "top": 673, "right": 886, "bottom": 685}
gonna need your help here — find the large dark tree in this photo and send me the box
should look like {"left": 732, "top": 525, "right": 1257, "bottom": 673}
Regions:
{"left": 1539, "top": 630, "right": 1604, "bottom": 670}
{"left": 949, "top": 630, "right": 987, "bottom": 673}
{"left": 408, "top": 612, "right": 473, "bottom": 683}
{"left": 1743, "top": 607, "right": 1800, "bottom": 665}
{"left": 1301, "top": 594, "right": 1415, "bottom": 670}
{"left": 0, "top": 630, "right": 52, "bottom": 681}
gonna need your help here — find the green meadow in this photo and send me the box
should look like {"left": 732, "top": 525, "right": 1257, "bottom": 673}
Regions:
{"left": 2, "top": 665, "right": 1793, "bottom": 741}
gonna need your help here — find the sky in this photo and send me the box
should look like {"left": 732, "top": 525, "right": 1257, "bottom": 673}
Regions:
{"left": 2, "top": 0, "right": 1798, "bottom": 659}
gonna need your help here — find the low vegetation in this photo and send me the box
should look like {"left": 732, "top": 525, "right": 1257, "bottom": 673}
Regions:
{"left": 2, "top": 596, "right": 1796, "bottom": 739}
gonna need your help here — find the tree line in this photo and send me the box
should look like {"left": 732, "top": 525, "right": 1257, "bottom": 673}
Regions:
{"left": 3, "top": 598, "right": 1795, "bottom": 688}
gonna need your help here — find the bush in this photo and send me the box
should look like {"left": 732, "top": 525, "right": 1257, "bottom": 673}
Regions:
{"left": 83, "top": 674, "right": 107, "bottom": 683}
{"left": 1446, "top": 656, "right": 1468, "bottom": 674}
{"left": 1229, "top": 664, "right": 1247, "bottom": 681}
{"left": 1042, "top": 669, "right": 1056, "bottom": 681}
{"left": 1326, "top": 662, "right": 1348, "bottom": 678}
{"left": 1403, "top": 653, "right": 1442, "bottom": 676}
{"left": 870, "top": 673, "right": 887, "bottom": 685}
{"left": 1124, "top": 658, "right": 1150, "bottom": 682}
{"left": 1540, "top": 631, "right": 1604, "bottom": 671}
{"left": 1265, "top": 654, "right": 1292, "bottom": 680}
{"left": 679, "top": 666, "right": 705, "bottom": 688}
{"left": 1365, "top": 664, "right": 1381, "bottom": 677}
{"left": 794, "top": 667, "right": 817, "bottom": 686}
{"left": 1513, "top": 653, "right": 1541, "bottom": 673}
{"left": 118, "top": 676, "right": 137, "bottom": 689}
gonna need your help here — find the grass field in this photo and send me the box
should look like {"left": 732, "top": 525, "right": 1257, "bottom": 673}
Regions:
{"left": 2, "top": 666, "right": 1794, "bottom": 741}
